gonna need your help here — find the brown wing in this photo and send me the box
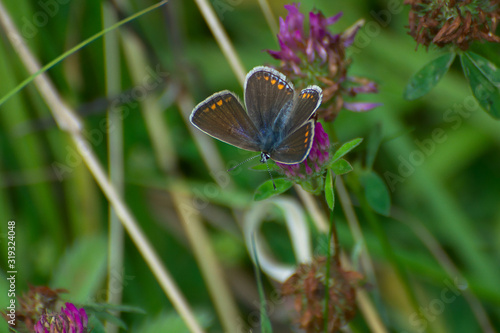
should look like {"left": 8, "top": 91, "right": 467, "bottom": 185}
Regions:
{"left": 270, "top": 121, "right": 315, "bottom": 164}
{"left": 190, "top": 91, "right": 261, "bottom": 152}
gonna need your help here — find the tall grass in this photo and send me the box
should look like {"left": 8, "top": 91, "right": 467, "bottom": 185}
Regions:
{"left": 0, "top": 0, "right": 499, "bottom": 332}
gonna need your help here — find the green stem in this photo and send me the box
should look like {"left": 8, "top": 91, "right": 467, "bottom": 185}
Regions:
{"left": 103, "top": 3, "right": 124, "bottom": 333}
{"left": 353, "top": 179, "right": 421, "bottom": 316}
{"left": 323, "top": 207, "right": 336, "bottom": 333}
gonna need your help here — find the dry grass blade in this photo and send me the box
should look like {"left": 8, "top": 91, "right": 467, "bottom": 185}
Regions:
{"left": 0, "top": 3, "right": 205, "bottom": 332}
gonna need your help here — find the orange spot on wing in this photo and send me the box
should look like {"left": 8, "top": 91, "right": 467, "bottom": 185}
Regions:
{"left": 304, "top": 137, "right": 309, "bottom": 143}
{"left": 210, "top": 104, "right": 216, "bottom": 110}
{"left": 203, "top": 108, "right": 209, "bottom": 112}
{"left": 271, "top": 79, "right": 276, "bottom": 85}
{"left": 278, "top": 84, "right": 284, "bottom": 90}
{"left": 264, "top": 76, "right": 269, "bottom": 80}
{"left": 217, "top": 100, "right": 223, "bottom": 106}
{"left": 225, "top": 97, "right": 232, "bottom": 102}
{"left": 305, "top": 131, "right": 309, "bottom": 137}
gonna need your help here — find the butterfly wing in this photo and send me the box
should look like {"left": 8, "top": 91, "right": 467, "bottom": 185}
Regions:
{"left": 269, "top": 121, "right": 315, "bottom": 164}
{"left": 278, "top": 85, "right": 322, "bottom": 138}
{"left": 244, "top": 66, "right": 295, "bottom": 131}
{"left": 190, "top": 91, "right": 261, "bottom": 151}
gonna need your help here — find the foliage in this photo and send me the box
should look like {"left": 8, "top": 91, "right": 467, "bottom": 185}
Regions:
{"left": 0, "top": 1, "right": 499, "bottom": 333}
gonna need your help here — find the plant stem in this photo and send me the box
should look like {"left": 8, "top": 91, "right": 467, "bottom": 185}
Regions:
{"left": 323, "top": 207, "right": 335, "bottom": 333}
{"left": 103, "top": 4, "right": 125, "bottom": 333}
{"left": 193, "top": 0, "right": 246, "bottom": 85}
{"left": 0, "top": 3, "right": 205, "bottom": 331}
{"left": 353, "top": 180, "right": 421, "bottom": 316}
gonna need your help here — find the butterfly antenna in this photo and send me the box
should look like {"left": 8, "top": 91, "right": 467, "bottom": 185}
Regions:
{"left": 265, "top": 159, "right": 277, "bottom": 190}
{"left": 227, "top": 154, "right": 261, "bottom": 172}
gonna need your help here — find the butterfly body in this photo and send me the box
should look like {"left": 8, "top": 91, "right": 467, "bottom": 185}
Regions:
{"left": 190, "top": 66, "right": 322, "bottom": 164}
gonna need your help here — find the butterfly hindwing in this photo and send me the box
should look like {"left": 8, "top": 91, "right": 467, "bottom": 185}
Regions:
{"left": 270, "top": 121, "right": 315, "bottom": 164}
{"left": 190, "top": 91, "right": 261, "bottom": 152}
{"left": 191, "top": 67, "right": 324, "bottom": 166}
{"left": 280, "top": 85, "right": 322, "bottom": 137}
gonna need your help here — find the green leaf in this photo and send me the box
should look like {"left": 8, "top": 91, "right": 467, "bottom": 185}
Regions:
{"left": 136, "top": 311, "right": 212, "bottom": 333}
{"left": 82, "top": 303, "right": 146, "bottom": 330}
{"left": 461, "top": 52, "right": 500, "bottom": 118}
{"left": 330, "top": 158, "right": 353, "bottom": 175}
{"left": 254, "top": 179, "right": 293, "bottom": 201}
{"left": 51, "top": 236, "right": 107, "bottom": 303}
{"left": 250, "top": 164, "right": 269, "bottom": 171}
{"left": 331, "top": 138, "right": 363, "bottom": 163}
{"left": 87, "top": 310, "right": 128, "bottom": 330}
{"left": 83, "top": 303, "right": 146, "bottom": 314}
{"left": 467, "top": 52, "right": 500, "bottom": 83}
{"left": 360, "top": 170, "right": 391, "bottom": 216}
{"left": 87, "top": 316, "right": 106, "bottom": 333}
{"left": 404, "top": 52, "right": 456, "bottom": 100}
{"left": 324, "top": 169, "right": 335, "bottom": 211}
{"left": 250, "top": 163, "right": 279, "bottom": 171}
{"left": 366, "top": 124, "right": 383, "bottom": 169}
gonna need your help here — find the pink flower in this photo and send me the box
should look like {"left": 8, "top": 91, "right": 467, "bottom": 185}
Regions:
{"left": 34, "top": 302, "right": 89, "bottom": 333}
{"left": 268, "top": 4, "right": 343, "bottom": 65}
{"left": 266, "top": 3, "right": 381, "bottom": 121}
{"left": 276, "top": 122, "right": 330, "bottom": 180}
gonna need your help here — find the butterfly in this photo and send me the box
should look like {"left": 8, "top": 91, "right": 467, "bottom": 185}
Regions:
{"left": 190, "top": 66, "right": 322, "bottom": 167}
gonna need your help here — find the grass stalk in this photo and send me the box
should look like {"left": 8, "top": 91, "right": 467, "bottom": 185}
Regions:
{"left": 102, "top": 4, "right": 125, "bottom": 333}
{"left": 392, "top": 208, "right": 495, "bottom": 333}
{"left": 352, "top": 181, "right": 421, "bottom": 321}
{"left": 257, "top": 0, "right": 279, "bottom": 36}
{"left": 335, "top": 177, "right": 378, "bottom": 296}
{"left": 171, "top": 184, "right": 241, "bottom": 333}
{"left": 193, "top": 0, "right": 246, "bottom": 85}
{"left": 0, "top": 0, "right": 169, "bottom": 107}
{"left": 0, "top": 3, "right": 204, "bottom": 332}
{"left": 120, "top": 29, "right": 177, "bottom": 174}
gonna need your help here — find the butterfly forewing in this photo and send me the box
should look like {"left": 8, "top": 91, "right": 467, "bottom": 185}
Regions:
{"left": 190, "top": 91, "right": 261, "bottom": 151}
{"left": 270, "top": 121, "right": 315, "bottom": 164}
{"left": 244, "top": 66, "right": 295, "bottom": 131}
{"left": 280, "top": 85, "right": 322, "bottom": 137}
{"left": 191, "top": 66, "right": 324, "bottom": 168}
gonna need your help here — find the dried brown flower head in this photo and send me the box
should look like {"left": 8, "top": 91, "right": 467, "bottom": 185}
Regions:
{"left": 405, "top": 0, "right": 500, "bottom": 50}
{"left": 2, "top": 285, "right": 68, "bottom": 331}
{"left": 282, "top": 256, "right": 362, "bottom": 333}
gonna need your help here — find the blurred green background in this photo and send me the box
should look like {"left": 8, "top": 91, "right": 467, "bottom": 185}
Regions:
{"left": 0, "top": 0, "right": 499, "bottom": 332}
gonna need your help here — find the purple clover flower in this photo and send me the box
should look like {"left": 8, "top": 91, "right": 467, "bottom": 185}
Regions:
{"left": 34, "top": 302, "right": 89, "bottom": 333}
{"left": 267, "top": 3, "right": 380, "bottom": 121}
